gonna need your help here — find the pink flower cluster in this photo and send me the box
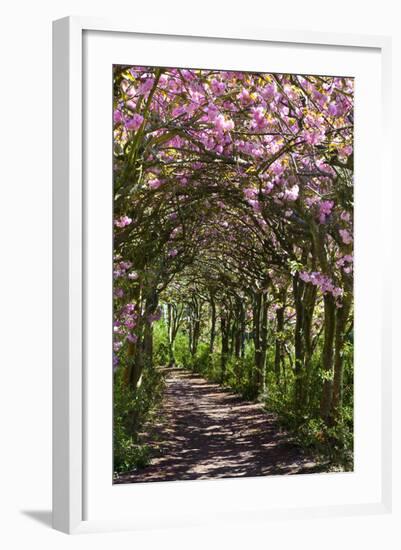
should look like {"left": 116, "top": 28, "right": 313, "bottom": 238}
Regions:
{"left": 148, "top": 178, "right": 163, "bottom": 189}
{"left": 114, "top": 215, "right": 132, "bottom": 228}
{"left": 126, "top": 113, "right": 144, "bottom": 131}
{"left": 214, "top": 114, "right": 235, "bottom": 134}
{"left": 113, "top": 260, "right": 133, "bottom": 279}
{"left": 283, "top": 184, "right": 299, "bottom": 202}
{"left": 243, "top": 187, "right": 257, "bottom": 200}
{"left": 210, "top": 78, "right": 226, "bottom": 96}
{"left": 113, "top": 302, "right": 139, "bottom": 353}
{"left": 302, "top": 128, "right": 325, "bottom": 145}
{"left": 299, "top": 271, "right": 343, "bottom": 300}
{"left": 318, "top": 200, "right": 334, "bottom": 223}
{"left": 336, "top": 254, "right": 353, "bottom": 274}
{"left": 251, "top": 106, "right": 268, "bottom": 130}
{"left": 114, "top": 288, "right": 124, "bottom": 298}
{"left": 339, "top": 229, "right": 352, "bottom": 245}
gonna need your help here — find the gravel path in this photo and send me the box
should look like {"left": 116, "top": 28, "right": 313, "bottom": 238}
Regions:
{"left": 115, "top": 368, "right": 319, "bottom": 484}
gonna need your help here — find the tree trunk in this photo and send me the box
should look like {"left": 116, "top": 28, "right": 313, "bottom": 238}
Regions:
{"left": 124, "top": 287, "right": 158, "bottom": 390}
{"left": 303, "top": 284, "right": 317, "bottom": 406}
{"left": 331, "top": 293, "right": 352, "bottom": 421}
{"left": 167, "top": 303, "right": 176, "bottom": 366}
{"left": 125, "top": 339, "right": 142, "bottom": 389}
{"left": 293, "top": 275, "right": 305, "bottom": 410}
{"left": 240, "top": 305, "right": 246, "bottom": 358}
{"left": 259, "top": 293, "right": 269, "bottom": 392}
{"left": 220, "top": 314, "right": 229, "bottom": 383}
{"left": 192, "top": 317, "right": 200, "bottom": 356}
{"left": 274, "top": 304, "right": 285, "bottom": 386}
{"left": 210, "top": 297, "right": 216, "bottom": 354}
{"left": 252, "top": 292, "right": 267, "bottom": 395}
{"left": 320, "top": 294, "right": 337, "bottom": 422}
{"left": 234, "top": 306, "right": 243, "bottom": 358}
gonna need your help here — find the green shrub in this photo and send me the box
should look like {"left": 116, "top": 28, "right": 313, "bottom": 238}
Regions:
{"left": 173, "top": 331, "right": 193, "bottom": 368}
{"left": 113, "top": 365, "right": 165, "bottom": 474}
{"left": 192, "top": 342, "right": 212, "bottom": 373}
{"left": 153, "top": 320, "right": 169, "bottom": 366}
{"left": 263, "top": 347, "right": 354, "bottom": 470}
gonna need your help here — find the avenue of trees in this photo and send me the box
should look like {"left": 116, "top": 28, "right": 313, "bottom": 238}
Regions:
{"left": 113, "top": 65, "right": 354, "bottom": 474}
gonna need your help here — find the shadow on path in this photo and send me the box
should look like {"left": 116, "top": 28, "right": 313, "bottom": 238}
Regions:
{"left": 115, "top": 368, "right": 319, "bottom": 484}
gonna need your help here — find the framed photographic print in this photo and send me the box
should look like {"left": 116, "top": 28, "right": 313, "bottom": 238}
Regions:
{"left": 52, "top": 17, "right": 392, "bottom": 534}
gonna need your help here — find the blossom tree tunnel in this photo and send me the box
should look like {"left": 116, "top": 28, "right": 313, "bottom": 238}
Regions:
{"left": 113, "top": 64, "right": 354, "bottom": 439}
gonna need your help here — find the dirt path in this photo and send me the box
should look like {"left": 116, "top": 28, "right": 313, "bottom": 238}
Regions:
{"left": 115, "top": 368, "right": 319, "bottom": 484}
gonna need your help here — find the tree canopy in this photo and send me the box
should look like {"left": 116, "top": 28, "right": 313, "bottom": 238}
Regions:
{"left": 113, "top": 66, "right": 354, "bottom": 474}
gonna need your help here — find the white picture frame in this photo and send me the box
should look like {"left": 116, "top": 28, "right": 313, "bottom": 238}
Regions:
{"left": 52, "top": 16, "right": 392, "bottom": 535}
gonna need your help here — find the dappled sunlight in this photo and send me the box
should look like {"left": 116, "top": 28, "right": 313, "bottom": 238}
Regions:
{"left": 115, "top": 369, "right": 320, "bottom": 484}
{"left": 113, "top": 66, "right": 354, "bottom": 480}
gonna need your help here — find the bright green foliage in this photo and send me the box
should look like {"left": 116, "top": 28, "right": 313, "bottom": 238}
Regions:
{"left": 113, "top": 366, "right": 165, "bottom": 473}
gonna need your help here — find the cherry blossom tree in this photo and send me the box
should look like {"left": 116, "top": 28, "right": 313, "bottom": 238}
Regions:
{"left": 113, "top": 64, "right": 354, "bottom": 467}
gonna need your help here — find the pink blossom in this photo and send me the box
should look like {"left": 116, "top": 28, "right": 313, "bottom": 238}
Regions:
{"left": 172, "top": 105, "right": 186, "bottom": 118}
{"left": 248, "top": 199, "right": 261, "bottom": 212}
{"left": 168, "top": 248, "right": 178, "bottom": 258}
{"left": 210, "top": 79, "right": 226, "bottom": 96}
{"left": 328, "top": 103, "right": 338, "bottom": 116}
{"left": 114, "top": 110, "right": 123, "bottom": 124}
{"left": 243, "top": 187, "right": 257, "bottom": 200}
{"left": 303, "top": 128, "right": 325, "bottom": 145}
{"left": 114, "top": 215, "right": 132, "bottom": 228}
{"left": 125, "top": 318, "right": 136, "bottom": 329}
{"left": 263, "top": 182, "right": 274, "bottom": 194}
{"left": 251, "top": 106, "right": 268, "bottom": 130}
{"left": 205, "top": 103, "right": 219, "bottom": 121}
{"left": 299, "top": 271, "right": 343, "bottom": 302}
{"left": 137, "top": 78, "right": 154, "bottom": 95}
{"left": 126, "top": 113, "right": 144, "bottom": 131}
{"left": 251, "top": 147, "right": 263, "bottom": 158}
{"left": 271, "top": 160, "right": 284, "bottom": 176}
{"left": 113, "top": 341, "right": 123, "bottom": 352}
{"left": 318, "top": 200, "right": 334, "bottom": 223}
{"left": 238, "top": 88, "right": 251, "bottom": 105}
{"left": 284, "top": 184, "right": 299, "bottom": 202}
{"left": 339, "top": 145, "right": 353, "bottom": 158}
{"left": 260, "top": 83, "right": 276, "bottom": 102}
{"left": 127, "top": 333, "right": 138, "bottom": 344}
{"left": 339, "top": 229, "right": 352, "bottom": 245}
{"left": 299, "top": 272, "right": 311, "bottom": 283}
{"left": 148, "top": 178, "right": 162, "bottom": 189}
{"left": 214, "top": 114, "right": 234, "bottom": 133}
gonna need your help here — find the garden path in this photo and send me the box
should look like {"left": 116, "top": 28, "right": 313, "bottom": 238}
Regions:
{"left": 115, "top": 368, "right": 319, "bottom": 483}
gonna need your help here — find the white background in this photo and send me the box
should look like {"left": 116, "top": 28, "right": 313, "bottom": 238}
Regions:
{"left": 0, "top": 0, "right": 399, "bottom": 548}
